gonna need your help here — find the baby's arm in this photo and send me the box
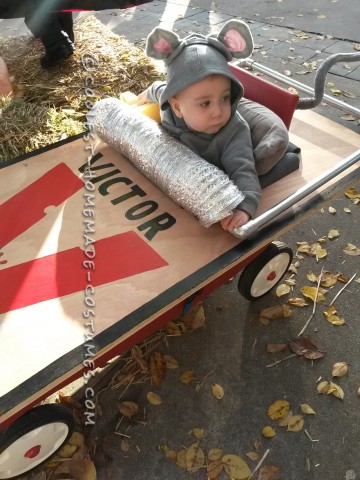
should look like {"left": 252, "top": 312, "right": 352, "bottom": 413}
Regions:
{"left": 136, "top": 89, "right": 148, "bottom": 105}
{"left": 136, "top": 80, "right": 167, "bottom": 106}
{"left": 220, "top": 210, "right": 250, "bottom": 231}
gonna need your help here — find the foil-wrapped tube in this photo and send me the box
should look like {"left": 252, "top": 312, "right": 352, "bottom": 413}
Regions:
{"left": 88, "top": 98, "right": 245, "bottom": 227}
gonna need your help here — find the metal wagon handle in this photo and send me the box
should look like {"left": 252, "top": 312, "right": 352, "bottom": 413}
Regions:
{"left": 297, "top": 52, "right": 360, "bottom": 109}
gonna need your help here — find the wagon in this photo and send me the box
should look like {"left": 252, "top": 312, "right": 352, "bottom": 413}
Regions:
{"left": 0, "top": 52, "right": 359, "bottom": 479}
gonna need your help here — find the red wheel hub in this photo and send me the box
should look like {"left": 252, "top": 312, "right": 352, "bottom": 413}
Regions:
{"left": 24, "top": 445, "right": 41, "bottom": 459}
{"left": 267, "top": 271, "right": 277, "bottom": 281}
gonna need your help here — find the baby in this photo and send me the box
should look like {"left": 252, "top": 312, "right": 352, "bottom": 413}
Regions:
{"left": 137, "top": 20, "right": 290, "bottom": 231}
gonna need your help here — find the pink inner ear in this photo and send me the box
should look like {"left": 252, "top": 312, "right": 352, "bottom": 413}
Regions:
{"left": 153, "top": 38, "right": 173, "bottom": 54}
{"left": 223, "top": 29, "right": 246, "bottom": 52}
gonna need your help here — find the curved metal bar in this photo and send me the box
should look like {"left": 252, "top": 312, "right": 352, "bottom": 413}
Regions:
{"left": 232, "top": 149, "right": 360, "bottom": 239}
{"left": 297, "top": 52, "right": 360, "bottom": 109}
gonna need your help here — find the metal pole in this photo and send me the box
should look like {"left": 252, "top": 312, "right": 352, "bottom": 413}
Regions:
{"left": 232, "top": 149, "right": 360, "bottom": 239}
{"left": 237, "top": 59, "right": 360, "bottom": 117}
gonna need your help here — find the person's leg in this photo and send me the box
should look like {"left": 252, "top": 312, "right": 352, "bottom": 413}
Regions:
{"left": 58, "top": 11, "right": 74, "bottom": 43}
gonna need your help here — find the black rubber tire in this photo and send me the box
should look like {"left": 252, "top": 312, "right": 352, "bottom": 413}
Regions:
{"left": 0, "top": 404, "right": 75, "bottom": 479}
{"left": 238, "top": 241, "right": 293, "bottom": 301}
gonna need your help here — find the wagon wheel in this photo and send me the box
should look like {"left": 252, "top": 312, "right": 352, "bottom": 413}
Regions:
{"left": 0, "top": 404, "right": 75, "bottom": 480}
{"left": 238, "top": 241, "right": 293, "bottom": 301}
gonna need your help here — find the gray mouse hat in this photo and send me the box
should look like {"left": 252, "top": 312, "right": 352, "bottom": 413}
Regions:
{"left": 145, "top": 20, "right": 254, "bottom": 110}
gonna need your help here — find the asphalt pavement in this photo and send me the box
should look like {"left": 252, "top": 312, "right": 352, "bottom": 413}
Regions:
{"left": 1, "top": 1, "right": 360, "bottom": 479}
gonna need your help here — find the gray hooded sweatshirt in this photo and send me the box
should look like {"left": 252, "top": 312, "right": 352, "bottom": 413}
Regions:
{"left": 145, "top": 41, "right": 262, "bottom": 218}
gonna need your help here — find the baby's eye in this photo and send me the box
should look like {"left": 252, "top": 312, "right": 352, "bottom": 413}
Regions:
{"left": 221, "top": 94, "right": 231, "bottom": 103}
{"left": 199, "top": 101, "right": 211, "bottom": 108}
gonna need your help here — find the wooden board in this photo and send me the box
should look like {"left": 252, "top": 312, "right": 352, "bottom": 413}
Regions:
{"left": 0, "top": 109, "right": 359, "bottom": 426}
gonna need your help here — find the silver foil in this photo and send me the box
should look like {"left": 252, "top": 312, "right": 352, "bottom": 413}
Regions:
{"left": 88, "top": 98, "right": 244, "bottom": 227}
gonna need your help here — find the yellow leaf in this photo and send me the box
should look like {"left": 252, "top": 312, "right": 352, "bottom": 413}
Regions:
{"left": 320, "top": 271, "right": 338, "bottom": 287}
{"left": 345, "top": 187, "right": 360, "bottom": 199}
{"left": 287, "top": 415, "right": 304, "bottom": 432}
{"left": 185, "top": 443, "right": 205, "bottom": 472}
{"left": 58, "top": 444, "right": 78, "bottom": 458}
{"left": 306, "top": 272, "right": 318, "bottom": 283}
{"left": 288, "top": 297, "right": 308, "bottom": 307}
{"left": 176, "top": 449, "right": 187, "bottom": 469}
{"left": 300, "top": 403, "right": 316, "bottom": 414}
{"left": 300, "top": 286, "right": 326, "bottom": 302}
{"left": 69, "top": 452, "right": 97, "bottom": 480}
{"left": 163, "top": 354, "right": 179, "bottom": 369}
{"left": 180, "top": 370, "right": 196, "bottom": 384}
{"left": 159, "top": 444, "right": 177, "bottom": 460}
{"left": 182, "top": 302, "right": 205, "bottom": 331}
{"left": 276, "top": 283, "right": 291, "bottom": 297}
{"left": 189, "top": 428, "right": 205, "bottom": 439}
{"left": 165, "top": 321, "right": 182, "bottom": 335}
{"left": 118, "top": 400, "right": 139, "bottom": 418}
{"left": 262, "top": 426, "right": 276, "bottom": 438}
{"left": 267, "top": 399, "right": 290, "bottom": 420}
{"left": 246, "top": 451, "right": 260, "bottom": 461}
{"left": 222, "top": 454, "right": 251, "bottom": 479}
{"left": 68, "top": 432, "right": 85, "bottom": 448}
{"left": 343, "top": 243, "right": 360, "bottom": 256}
{"left": 149, "top": 351, "right": 166, "bottom": 387}
{"left": 327, "top": 381, "right": 344, "bottom": 399}
{"left": 207, "top": 460, "right": 224, "bottom": 479}
{"left": 212, "top": 383, "right": 224, "bottom": 399}
{"left": 328, "top": 229, "right": 339, "bottom": 239}
{"left": 332, "top": 362, "right": 348, "bottom": 377}
{"left": 317, "top": 381, "right": 330, "bottom": 393}
{"left": 147, "top": 391, "right": 162, "bottom": 405}
{"left": 326, "top": 314, "right": 345, "bottom": 325}
{"left": 208, "top": 448, "right": 224, "bottom": 461}
{"left": 278, "top": 410, "right": 293, "bottom": 427}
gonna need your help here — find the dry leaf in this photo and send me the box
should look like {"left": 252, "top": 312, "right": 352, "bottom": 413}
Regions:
{"left": 320, "top": 271, "right": 339, "bottom": 287}
{"left": 343, "top": 243, "right": 360, "bottom": 255}
{"left": 147, "top": 391, "right": 162, "bottom": 405}
{"left": 120, "top": 439, "right": 129, "bottom": 452}
{"left": 300, "top": 286, "right": 326, "bottom": 302}
{"left": 345, "top": 187, "right": 360, "bottom": 199}
{"left": 289, "top": 337, "right": 326, "bottom": 359}
{"left": 68, "top": 432, "right": 85, "bottom": 448}
{"left": 208, "top": 448, "right": 224, "bottom": 461}
{"left": 58, "top": 443, "right": 78, "bottom": 458}
{"left": 69, "top": 451, "right": 97, "bottom": 480}
{"left": 259, "top": 304, "right": 292, "bottom": 321}
{"left": 185, "top": 443, "right": 205, "bottom": 472}
{"left": 182, "top": 302, "right": 205, "bottom": 331}
{"left": 262, "top": 426, "right": 276, "bottom": 438}
{"left": 118, "top": 400, "right": 139, "bottom": 418}
{"left": 288, "top": 297, "right": 308, "bottom": 307}
{"left": 222, "top": 454, "right": 251, "bottom": 479}
{"left": 176, "top": 449, "right": 187, "bottom": 469}
{"left": 266, "top": 343, "right": 288, "bottom": 353}
{"left": 278, "top": 410, "right": 293, "bottom": 427}
{"left": 189, "top": 428, "right": 205, "bottom": 439}
{"left": 267, "top": 400, "right": 290, "bottom": 420}
{"left": 306, "top": 272, "right": 318, "bottom": 283}
{"left": 149, "top": 351, "right": 166, "bottom": 386}
{"left": 343, "top": 207, "right": 351, "bottom": 213}
{"left": 257, "top": 465, "right": 281, "bottom": 480}
{"left": 163, "top": 354, "right": 179, "bottom": 369}
{"left": 323, "top": 306, "right": 345, "bottom": 325}
{"left": 165, "top": 321, "right": 182, "bottom": 335}
{"left": 131, "top": 345, "right": 148, "bottom": 371}
{"left": 328, "top": 206, "right": 337, "bottom": 214}
{"left": 276, "top": 283, "right": 291, "bottom": 297}
{"left": 300, "top": 403, "right": 316, "bottom": 414}
{"left": 207, "top": 460, "right": 224, "bottom": 479}
{"left": 212, "top": 383, "right": 224, "bottom": 399}
{"left": 328, "top": 229, "right": 340, "bottom": 239}
{"left": 159, "top": 444, "right": 177, "bottom": 461}
{"left": 332, "top": 362, "right": 348, "bottom": 377}
{"left": 287, "top": 415, "right": 304, "bottom": 432}
{"left": 246, "top": 451, "right": 260, "bottom": 461}
{"left": 180, "top": 370, "right": 196, "bottom": 384}
{"left": 327, "top": 381, "right": 344, "bottom": 399}
{"left": 317, "top": 381, "right": 330, "bottom": 393}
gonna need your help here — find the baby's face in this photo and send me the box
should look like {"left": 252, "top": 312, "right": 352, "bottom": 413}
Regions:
{"left": 169, "top": 75, "right": 232, "bottom": 134}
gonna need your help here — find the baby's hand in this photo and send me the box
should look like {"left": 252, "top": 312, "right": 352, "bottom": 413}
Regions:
{"left": 136, "top": 90, "right": 148, "bottom": 106}
{"left": 220, "top": 210, "right": 250, "bottom": 231}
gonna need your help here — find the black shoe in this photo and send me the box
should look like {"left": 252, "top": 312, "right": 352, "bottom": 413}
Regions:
{"left": 40, "top": 38, "right": 74, "bottom": 68}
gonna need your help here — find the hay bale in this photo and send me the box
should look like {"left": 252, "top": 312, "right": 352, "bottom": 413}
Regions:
{"left": 0, "top": 15, "right": 164, "bottom": 162}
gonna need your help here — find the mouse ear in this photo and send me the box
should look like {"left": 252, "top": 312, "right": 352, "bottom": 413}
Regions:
{"left": 216, "top": 20, "right": 254, "bottom": 59}
{"left": 145, "top": 27, "right": 181, "bottom": 60}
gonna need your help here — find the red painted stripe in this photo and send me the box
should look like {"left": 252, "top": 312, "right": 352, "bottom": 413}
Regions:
{"left": 0, "top": 163, "right": 84, "bottom": 248}
{"left": 0, "top": 232, "right": 167, "bottom": 313}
